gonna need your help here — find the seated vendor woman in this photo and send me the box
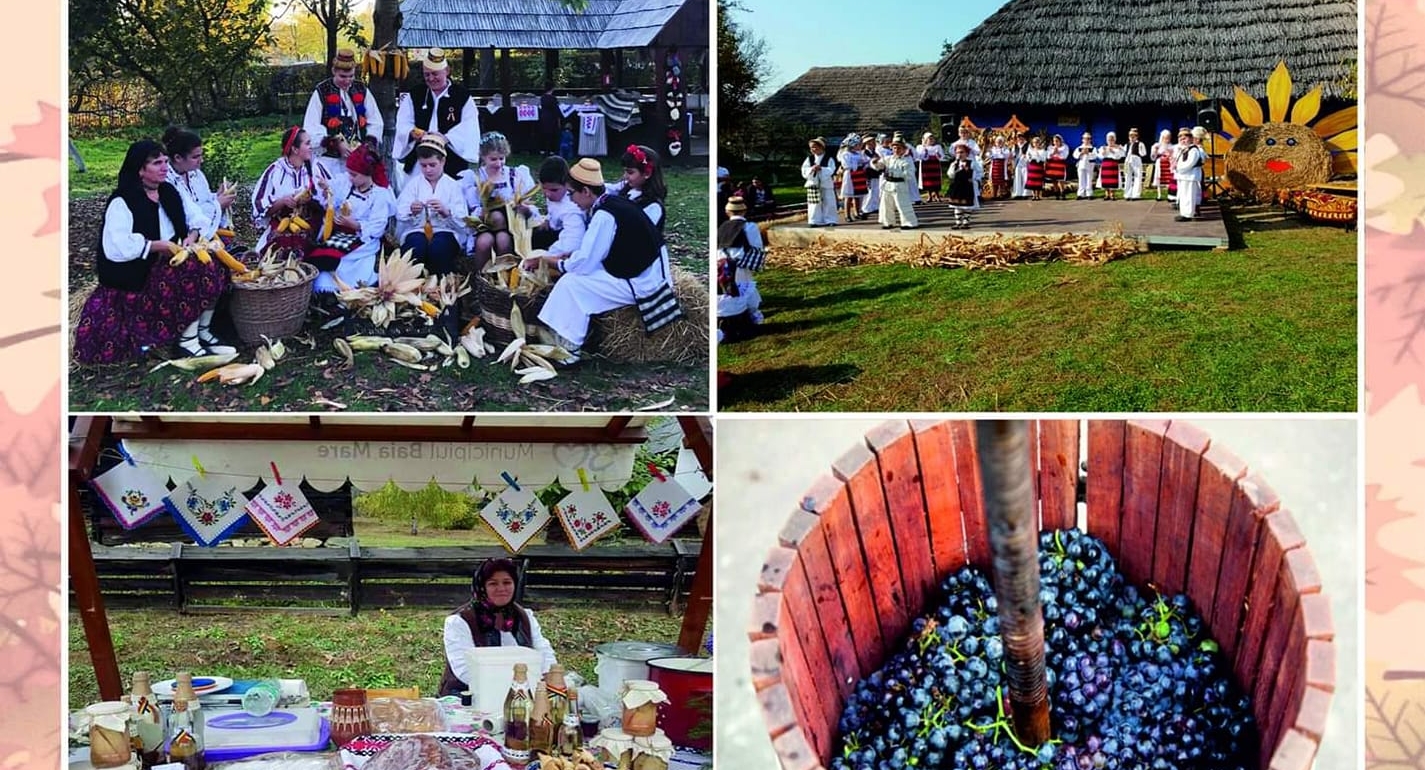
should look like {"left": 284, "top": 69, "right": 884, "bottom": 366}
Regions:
{"left": 439, "top": 558, "right": 558, "bottom": 697}
{"left": 73, "top": 139, "right": 234, "bottom": 364}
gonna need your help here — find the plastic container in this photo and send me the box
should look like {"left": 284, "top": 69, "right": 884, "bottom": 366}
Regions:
{"left": 593, "top": 642, "right": 681, "bottom": 699}
{"left": 463, "top": 645, "right": 543, "bottom": 716}
{"left": 241, "top": 680, "right": 282, "bottom": 717}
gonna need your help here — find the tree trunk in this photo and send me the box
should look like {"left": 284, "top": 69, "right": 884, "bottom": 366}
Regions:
{"left": 975, "top": 421, "right": 1051, "bottom": 748}
{"left": 325, "top": 0, "right": 339, "bottom": 68}
{"left": 371, "top": 0, "right": 402, "bottom": 154}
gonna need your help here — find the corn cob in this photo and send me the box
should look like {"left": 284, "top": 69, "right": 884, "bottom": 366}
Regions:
{"left": 169, "top": 248, "right": 190, "bottom": 266}
{"left": 194, "top": 246, "right": 212, "bottom": 265}
{"left": 340, "top": 201, "right": 351, "bottom": 217}
{"left": 381, "top": 342, "right": 424, "bottom": 364}
{"left": 291, "top": 214, "right": 311, "bottom": 231}
{"left": 214, "top": 246, "right": 247, "bottom": 273}
{"left": 321, "top": 201, "right": 336, "bottom": 241}
{"left": 216, "top": 227, "right": 236, "bottom": 238}
{"left": 419, "top": 301, "right": 439, "bottom": 317}
{"left": 508, "top": 270, "right": 521, "bottom": 291}
{"left": 423, "top": 210, "right": 434, "bottom": 242}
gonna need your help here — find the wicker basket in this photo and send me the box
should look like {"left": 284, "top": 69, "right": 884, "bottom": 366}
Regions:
{"left": 475, "top": 276, "right": 550, "bottom": 346}
{"left": 228, "top": 261, "right": 318, "bottom": 345}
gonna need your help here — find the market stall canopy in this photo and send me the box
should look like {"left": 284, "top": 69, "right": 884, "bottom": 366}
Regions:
{"left": 920, "top": 0, "right": 1356, "bottom": 112}
{"left": 101, "top": 415, "right": 656, "bottom": 493}
{"left": 397, "top": 0, "right": 706, "bottom": 51}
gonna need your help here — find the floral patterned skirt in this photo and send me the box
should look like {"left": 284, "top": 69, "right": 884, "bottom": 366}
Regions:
{"left": 73, "top": 257, "right": 230, "bottom": 364}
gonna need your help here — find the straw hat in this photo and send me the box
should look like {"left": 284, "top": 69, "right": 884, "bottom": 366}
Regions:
{"left": 416, "top": 133, "right": 448, "bottom": 156}
{"left": 1191, "top": 126, "right": 1208, "bottom": 140}
{"left": 331, "top": 48, "right": 358, "bottom": 71}
{"left": 808, "top": 136, "right": 827, "bottom": 149}
{"left": 570, "top": 158, "right": 604, "bottom": 187}
{"left": 423, "top": 48, "right": 449, "bottom": 73}
{"left": 725, "top": 195, "right": 747, "bottom": 215}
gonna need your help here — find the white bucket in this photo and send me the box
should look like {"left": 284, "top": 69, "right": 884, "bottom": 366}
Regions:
{"left": 594, "top": 641, "right": 681, "bottom": 699}
{"left": 464, "top": 645, "right": 543, "bottom": 716}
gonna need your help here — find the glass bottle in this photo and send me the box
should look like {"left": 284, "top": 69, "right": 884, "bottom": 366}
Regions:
{"left": 502, "top": 662, "right": 533, "bottom": 768}
{"left": 555, "top": 689, "right": 583, "bottom": 756}
{"left": 173, "top": 672, "right": 206, "bottom": 748}
{"left": 529, "top": 679, "right": 553, "bottom": 754}
{"left": 129, "top": 671, "right": 164, "bottom": 769}
{"left": 166, "top": 698, "right": 206, "bottom": 770}
{"left": 546, "top": 664, "right": 570, "bottom": 731}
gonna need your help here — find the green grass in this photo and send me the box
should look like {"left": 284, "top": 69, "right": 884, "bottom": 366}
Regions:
{"left": 68, "top": 604, "right": 686, "bottom": 712}
{"left": 719, "top": 209, "right": 1356, "bottom": 412}
{"left": 70, "top": 118, "right": 286, "bottom": 199}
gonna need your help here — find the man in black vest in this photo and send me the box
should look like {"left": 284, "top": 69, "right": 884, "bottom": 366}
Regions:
{"left": 303, "top": 48, "right": 383, "bottom": 203}
{"left": 523, "top": 158, "right": 681, "bottom": 364}
{"left": 392, "top": 47, "right": 481, "bottom": 191}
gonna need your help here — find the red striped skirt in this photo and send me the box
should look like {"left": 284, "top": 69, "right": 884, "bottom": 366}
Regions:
{"left": 989, "top": 157, "right": 1007, "bottom": 182}
{"left": 1026, "top": 161, "right": 1045, "bottom": 189}
{"left": 850, "top": 167, "right": 868, "bottom": 196}
{"left": 1158, "top": 155, "right": 1176, "bottom": 192}
{"left": 920, "top": 157, "right": 942, "bottom": 193}
{"left": 1100, "top": 158, "right": 1121, "bottom": 188}
{"left": 1046, "top": 156, "right": 1068, "bottom": 180}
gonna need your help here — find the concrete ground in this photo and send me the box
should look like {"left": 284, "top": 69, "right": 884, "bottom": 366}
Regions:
{"left": 715, "top": 418, "right": 1358, "bottom": 769}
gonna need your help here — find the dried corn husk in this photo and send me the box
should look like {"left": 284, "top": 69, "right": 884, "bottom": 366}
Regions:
{"left": 774, "top": 230, "right": 1141, "bottom": 273}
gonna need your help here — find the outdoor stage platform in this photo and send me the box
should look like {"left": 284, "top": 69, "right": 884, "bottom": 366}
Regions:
{"left": 766, "top": 196, "right": 1229, "bottom": 251}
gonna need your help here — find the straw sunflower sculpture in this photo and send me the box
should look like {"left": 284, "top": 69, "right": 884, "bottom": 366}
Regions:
{"left": 1195, "top": 61, "right": 1357, "bottom": 196}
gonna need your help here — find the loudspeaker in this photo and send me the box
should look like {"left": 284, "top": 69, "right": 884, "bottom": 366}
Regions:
{"left": 1196, "top": 98, "right": 1221, "bottom": 132}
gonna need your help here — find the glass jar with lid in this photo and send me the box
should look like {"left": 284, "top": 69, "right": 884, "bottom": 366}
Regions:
{"left": 85, "top": 701, "right": 135, "bottom": 768}
{"left": 618, "top": 680, "right": 667, "bottom": 737}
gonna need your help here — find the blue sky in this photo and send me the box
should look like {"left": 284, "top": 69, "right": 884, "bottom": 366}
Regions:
{"left": 732, "top": 0, "right": 1010, "bottom": 96}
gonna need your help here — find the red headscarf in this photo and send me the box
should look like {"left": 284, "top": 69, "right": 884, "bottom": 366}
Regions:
{"left": 345, "top": 145, "right": 389, "bottom": 188}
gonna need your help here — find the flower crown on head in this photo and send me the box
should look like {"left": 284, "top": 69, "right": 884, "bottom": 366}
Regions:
{"left": 625, "top": 144, "right": 650, "bottom": 174}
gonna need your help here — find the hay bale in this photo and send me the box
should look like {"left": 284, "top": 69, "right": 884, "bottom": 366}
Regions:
{"left": 591, "top": 265, "right": 708, "bottom": 365}
{"left": 69, "top": 280, "right": 95, "bottom": 351}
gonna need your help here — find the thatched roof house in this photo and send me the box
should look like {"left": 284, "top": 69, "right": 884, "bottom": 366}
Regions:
{"left": 921, "top": 0, "right": 1356, "bottom": 139}
{"left": 398, "top": 0, "right": 703, "bottom": 51}
{"left": 756, "top": 64, "right": 939, "bottom": 143}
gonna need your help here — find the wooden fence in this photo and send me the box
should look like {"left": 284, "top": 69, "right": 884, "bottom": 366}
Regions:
{"left": 749, "top": 419, "right": 1333, "bottom": 770}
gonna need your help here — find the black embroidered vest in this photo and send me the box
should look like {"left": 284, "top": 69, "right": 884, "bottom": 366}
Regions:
{"left": 404, "top": 83, "right": 472, "bottom": 177}
{"left": 595, "top": 194, "right": 662, "bottom": 280}
{"left": 96, "top": 184, "right": 188, "bottom": 292}
{"left": 315, "top": 79, "right": 371, "bottom": 152}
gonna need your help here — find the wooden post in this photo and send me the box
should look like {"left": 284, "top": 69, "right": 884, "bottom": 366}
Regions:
{"left": 544, "top": 49, "right": 558, "bottom": 88}
{"left": 675, "top": 416, "right": 713, "bottom": 654}
{"left": 975, "top": 421, "right": 1051, "bottom": 748}
{"left": 462, "top": 47, "right": 473, "bottom": 85}
{"left": 499, "top": 48, "right": 512, "bottom": 105}
{"left": 69, "top": 416, "right": 123, "bottom": 701}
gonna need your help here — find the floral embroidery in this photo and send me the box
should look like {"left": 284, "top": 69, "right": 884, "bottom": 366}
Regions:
{"left": 120, "top": 489, "right": 149, "bottom": 514}
{"left": 273, "top": 491, "right": 296, "bottom": 510}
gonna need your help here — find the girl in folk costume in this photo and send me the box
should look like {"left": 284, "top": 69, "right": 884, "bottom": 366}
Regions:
{"left": 944, "top": 142, "right": 982, "bottom": 229}
{"left": 862, "top": 135, "right": 883, "bottom": 216}
{"left": 1024, "top": 136, "right": 1049, "bottom": 201}
{"left": 1122, "top": 127, "right": 1150, "bottom": 200}
{"left": 1045, "top": 134, "right": 1071, "bottom": 200}
{"left": 395, "top": 134, "right": 469, "bottom": 277}
{"left": 917, "top": 132, "right": 945, "bottom": 202}
{"left": 74, "top": 139, "right": 234, "bottom": 363}
{"left": 163, "top": 127, "right": 234, "bottom": 244}
{"left": 870, "top": 136, "right": 918, "bottom": 229}
{"left": 801, "top": 136, "right": 839, "bottom": 227}
{"left": 1073, "top": 131, "right": 1097, "bottom": 199}
{"left": 613, "top": 144, "right": 670, "bottom": 233}
{"left": 838, "top": 133, "right": 867, "bottom": 222}
{"left": 987, "top": 135, "right": 1013, "bottom": 200}
{"left": 1011, "top": 132, "right": 1031, "bottom": 199}
{"left": 951, "top": 124, "right": 981, "bottom": 157}
{"left": 252, "top": 126, "right": 332, "bottom": 255}
{"left": 1097, "top": 131, "right": 1127, "bottom": 201}
{"left": 305, "top": 145, "right": 395, "bottom": 301}
{"left": 717, "top": 195, "right": 765, "bottom": 326}
{"left": 462, "top": 131, "right": 537, "bottom": 271}
{"left": 1151, "top": 129, "right": 1177, "bottom": 202}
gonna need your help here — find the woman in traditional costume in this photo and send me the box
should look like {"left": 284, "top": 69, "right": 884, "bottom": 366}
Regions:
{"left": 1046, "top": 134, "right": 1071, "bottom": 200}
{"left": 1025, "top": 136, "right": 1049, "bottom": 201}
{"left": 1097, "top": 131, "right": 1126, "bottom": 200}
{"left": 917, "top": 132, "right": 945, "bottom": 202}
{"left": 801, "top": 136, "right": 839, "bottom": 227}
{"left": 251, "top": 126, "right": 331, "bottom": 256}
{"left": 73, "top": 140, "right": 233, "bottom": 363}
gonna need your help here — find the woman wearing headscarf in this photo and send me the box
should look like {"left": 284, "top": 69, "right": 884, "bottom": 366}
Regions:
{"left": 439, "top": 558, "right": 559, "bottom": 697}
{"left": 73, "top": 139, "right": 233, "bottom": 364}
{"left": 801, "top": 136, "right": 839, "bottom": 227}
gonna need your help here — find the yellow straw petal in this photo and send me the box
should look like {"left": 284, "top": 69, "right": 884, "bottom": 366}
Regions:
{"left": 1313, "top": 106, "right": 1357, "bottom": 139}
{"left": 1331, "top": 151, "right": 1357, "bottom": 176}
{"left": 1190, "top": 88, "right": 1210, "bottom": 102}
{"left": 1234, "top": 86, "right": 1264, "bottom": 127}
{"left": 1220, "top": 109, "right": 1243, "bottom": 139}
{"left": 1290, "top": 85, "right": 1323, "bottom": 126}
{"left": 1324, "top": 129, "right": 1358, "bottom": 154}
{"left": 1265, "top": 61, "right": 1292, "bottom": 123}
